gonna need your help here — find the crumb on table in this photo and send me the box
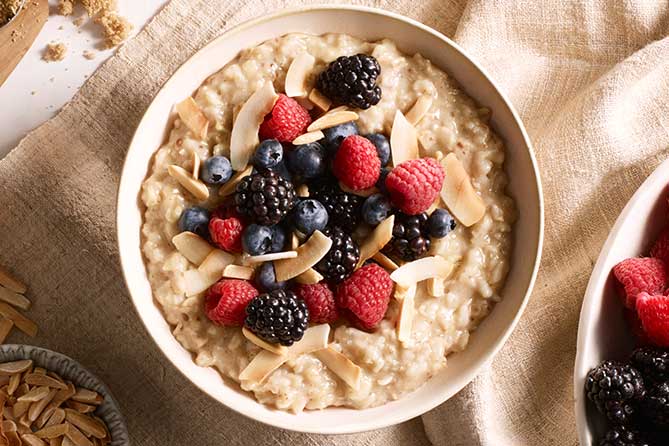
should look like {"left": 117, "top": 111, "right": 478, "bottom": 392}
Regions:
{"left": 83, "top": 49, "right": 95, "bottom": 60}
{"left": 43, "top": 42, "right": 68, "bottom": 62}
{"left": 73, "top": 15, "right": 85, "bottom": 26}
{"left": 95, "top": 10, "right": 132, "bottom": 48}
{"left": 54, "top": 0, "right": 131, "bottom": 49}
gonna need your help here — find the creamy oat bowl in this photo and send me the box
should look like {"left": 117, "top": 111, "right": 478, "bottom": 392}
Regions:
{"left": 119, "top": 6, "right": 541, "bottom": 433}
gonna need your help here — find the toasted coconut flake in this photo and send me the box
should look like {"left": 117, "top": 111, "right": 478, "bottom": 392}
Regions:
{"left": 167, "top": 165, "right": 209, "bottom": 202}
{"left": 35, "top": 423, "right": 69, "bottom": 439}
{"left": 171, "top": 232, "right": 213, "bottom": 266}
{"left": 183, "top": 270, "right": 217, "bottom": 297}
{"left": 198, "top": 249, "right": 235, "bottom": 279}
{"left": 0, "top": 361, "right": 32, "bottom": 376}
{"left": 274, "top": 231, "right": 332, "bottom": 281}
{"left": 292, "top": 131, "right": 324, "bottom": 146}
{"left": 244, "top": 251, "right": 297, "bottom": 264}
{"left": 295, "top": 97, "right": 314, "bottom": 110}
{"left": 64, "top": 410, "right": 105, "bottom": 439}
{"left": 0, "top": 267, "right": 27, "bottom": 294}
{"left": 389, "top": 256, "right": 453, "bottom": 287}
{"left": 176, "top": 97, "right": 209, "bottom": 140}
{"left": 338, "top": 182, "right": 378, "bottom": 197}
{"left": 18, "top": 386, "right": 49, "bottom": 402}
{"left": 440, "top": 153, "right": 486, "bottom": 226}
{"left": 308, "top": 88, "right": 332, "bottom": 113}
{"left": 427, "top": 277, "right": 446, "bottom": 297}
{"left": 0, "top": 318, "right": 13, "bottom": 344}
{"left": 296, "top": 184, "right": 309, "bottom": 197}
{"left": 315, "top": 347, "right": 362, "bottom": 390}
{"left": 221, "top": 265, "right": 254, "bottom": 280}
{"left": 405, "top": 95, "right": 433, "bottom": 125}
{"left": 390, "top": 111, "right": 419, "bottom": 166}
{"left": 218, "top": 165, "right": 253, "bottom": 197}
{"left": 396, "top": 292, "right": 415, "bottom": 344}
{"left": 242, "top": 328, "right": 288, "bottom": 356}
{"left": 393, "top": 284, "right": 416, "bottom": 301}
{"left": 190, "top": 150, "right": 201, "bottom": 180}
{"left": 285, "top": 52, "right": 315, "bottom": 98}
{"left": 290, "top": 233, "right": 300, "bottom": 250}
{"left": 372, "top": 252, "right": 399, "bottom": 271}
{"left": 357, "top": 215, "right": 395, "bottom": 268}
{"left": 307, "top": 111, "right": 358, "bottom": 132}
{"left": 25, "top": 374, "right": 67, "bottom": 390}
{"left": 230, "top": 82, "right": 278, "bottom": 171}
{"left": 295, "top": 268, "right": 323, "bottom": 284}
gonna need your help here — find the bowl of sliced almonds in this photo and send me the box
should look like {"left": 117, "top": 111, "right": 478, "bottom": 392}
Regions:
{"left": 0, "top": 345, "right": 128, "bottom": 445}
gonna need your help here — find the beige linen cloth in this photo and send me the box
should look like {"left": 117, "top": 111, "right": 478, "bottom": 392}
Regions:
{"left": 1, "top": 0, "right": 669, "bottom": 444}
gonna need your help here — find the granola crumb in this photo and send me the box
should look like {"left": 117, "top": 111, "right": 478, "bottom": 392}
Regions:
{"left": 57, "top": 0, "right": 73, "bottom": 16}
{"left": 83, "top": 50, "right": 95, "bottom": 60}
{"left": 95, "top": 11, "right": 132, "bottom": 48}
{"left": 73, "top": 15, "right": 85, "bottom": 26}
{"left": 30, "top": 91, "right": 36, "bottom": 96}
{"left": 54, "top": 0, "right": 131, "bottom": 48}
{"left": 80, "top": 0, "right": 116, "bottom": 16}
{"left": 43, "top": 42, "right": 68, "bottom": 62}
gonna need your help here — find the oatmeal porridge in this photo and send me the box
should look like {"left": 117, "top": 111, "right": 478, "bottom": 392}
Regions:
{"left": 140, "top": 33, "right": 514, "bottom": 412}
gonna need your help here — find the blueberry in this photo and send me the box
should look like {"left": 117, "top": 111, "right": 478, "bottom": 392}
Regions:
{"left": 286, "top": 142, "right": 327, "bottom": 179}
{"left": 292, "top": 199, "right": 329, "bottom": 235}
{"left": 252, "top": 139, "right": 283, "bottom": 170}
{"left": 242, "top": 224, "right": 273, "bottom": 255}
{"left": 254, "top": 262, "right": 287, "bottom": 291}
{"left": 269, "top": 224, "right": 287, "bottom": 253}
{"left": 364, "top": 134, "right": 391, "bottom": 166}
{"left": 376, "top": 167, "right": 392, "bottom": 193}
{"left": 428, "top": 209, "right": 457, "bottom": 238}
{"left": 178, "top": 207, "right": 210, "bottom": 239}
{"left": 323, "top": 122, "right": 358, "bottom": 153}
{"left": 200, "top": 156, "right": 232, "bottom": 185}
{"left": 362, "top": 193, "right": 392, "bottom": 226}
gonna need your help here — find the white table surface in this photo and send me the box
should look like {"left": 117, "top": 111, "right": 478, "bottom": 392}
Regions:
{"left": 0, "top": 0, "right": 169, "bottom": 158}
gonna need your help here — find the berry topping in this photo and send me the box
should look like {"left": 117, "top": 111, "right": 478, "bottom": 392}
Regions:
{"left": 384, "top": 212, "right": 431, "bottom": 261}
{"left": 268, "top": 224, "right": 287, "bottom": 253}
{"left": 200, "top": 156, "right": 232, "bottom": 185}
{"left": 335, "top": 263, "right": 393, "bottom": 330}
{"left": 585, "top": 360, "right": 645, "bottom": 425}
{"left": 332, "top": 135, "right": 381, "bottom": 191}
{"left": 630, "top": 347, "right": 669, "bottom": 384}
{"left": 315, "top": 226, "right": 360, "bottom": 283}
{"left": 205, "top": 279, "right": 259, "bottom": 326}
{"left": 428, "top": 209, "right": 457, "bottom": 238}
{"left": 209, "top": 215, "right": 244, "bottom": 253}
{"left": 376, "top": 166, "right": 391, "bottom": 193}
{"left": 322, "top": 122, "right": 359, "bottom": 153}
{"left": 364, "top": 133, "right": 391, "bottom": 166}
{"left": 234, "top": 170, "right": 296, "bottom": 225}
{"left": 613, "top": 258, "right": 666, "bottom": 309}
{"left": 293, "top": 282, "right": 338, "bottom": 324}
{"left": 642, "top": 381, "right": 669, "bottom": 428}
{"left": 242, "top": 224, "right": 273, "bottom": 256}
{"left": 310, "top": 180, "right": 363, "bottom": 232}
{"left": 637, "top": 293, "right": 669, "bottom": 347}
{"left": 292, "top": 199, "right": 329, "bottom": 235}
{"left": 650, "top": 228, "right": 669, "bottom": 265}
{"left": 286, "top": 142, "right": 327, "bottom": 179}
{"left": 244, "top": 290, "right": 309, "bottom": 346}
{"left": 254, "top": 262, "right": 286, "bottom": 292}
{"left": 317, "top": 54, "right": 382, "bottom": 110}
{"left": 252, "top": 139, "right": 283, "bottom": 170}
{"left": 178, "top": 207, "right": 210, "bottom": 239}
{"left": 362, "top": 193, "right": 392, "bottom": 226}
{"left": 385, "top": 157, "right": 445, "bottom": 215}
{"left": 598, "top": 425, "right": 650, "bottom": 446}
{"left": 259, "top": 94, "right": 312, "bottom": 142}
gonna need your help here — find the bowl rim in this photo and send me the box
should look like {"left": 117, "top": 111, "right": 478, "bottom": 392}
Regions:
{"left": 573, "top": 157, "right": 669, "bottom": 445}
{"left": 116, "top": 4, "right": 544, "bottom": 434}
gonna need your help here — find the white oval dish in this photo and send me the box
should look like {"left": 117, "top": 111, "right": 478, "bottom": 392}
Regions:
{"left": 117, "top": 5, "right": 543, "bottom": 434}
{"left": 574, "top": 158, "right": 669, "bottom": 445}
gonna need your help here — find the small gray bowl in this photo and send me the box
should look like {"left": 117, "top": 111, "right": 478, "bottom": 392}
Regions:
{"left": 0, "top": 345, "right": 129, "bottom": 445}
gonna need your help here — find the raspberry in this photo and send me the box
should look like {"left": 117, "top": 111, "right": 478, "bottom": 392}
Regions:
{"left": 209, "top": 216, "right": 244, "bottom": 253}
{"left": 335, "top": 263, "right": 393, "bottom": 330}
{"left": 332, "top": 135, "right": 380, "bottom": 190}
{"left": 259, "top": 94, "right": 311, "bottom": 142}
{"left": 613, "top": 258, "right": 666, "bottom": 309}
{"left": 385, "top": 158, "right": 445, "bottom": 215}
{"left": 651, "top": 228, "right": 669, "bottom": 264}
{"left": 637, "top": 292, "right": 669, "bottom": 347}
{"left": 205, "top": 279, "right": 258, "bottom": 326}
{"left": 293, "top": 282, "right": 338, "bottom": 324}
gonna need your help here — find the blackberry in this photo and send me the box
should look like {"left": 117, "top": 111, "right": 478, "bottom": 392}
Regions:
{"left": 585, "top": 361, "right": 645, "bottom": 424}
{"left": 599, "top": 425, "right": 650, "bottom": 446}
{"left": 310, "top": 180, "right": 362, "bottom": 232}
{"left": 317, "top": 54, "right": 382, "bottom": 110}
{"left": 315, "top": 226, "right": 360, "bottom": 283}
{"left": 383, "top": 212, "right": 431, "bottom": 261}
{"left": 631, "top": 347, "right": 669, "bottom": 384}
{"left": 234, "top": 170, "right": 296, "bottom": 226}
{"left": 244, "top": 290, "right": 309, "bottom": 346}
{"left": 644, "top": 382, "right": 669, "bottom": 428}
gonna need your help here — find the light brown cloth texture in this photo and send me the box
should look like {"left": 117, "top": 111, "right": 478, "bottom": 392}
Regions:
{"left": 1, "top": 0, "right": 668, "bottom": 444}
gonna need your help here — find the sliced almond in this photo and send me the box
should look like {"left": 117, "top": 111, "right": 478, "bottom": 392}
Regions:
{"left": 64, "top": 410, "right": 105, "bottom": 439}
{"left": 35, "top": 404, "right": 56, "bottom": 430}
{"left": 44, "top": 409, "right": 65, "bottom": 428}
{"left": 12, "top": 401, "right": 30, "bottom": 419}
{"left": 64, "top": 423, "right": 92, "bottom": 446}
{"left": 396, "top": 292, "right": 415, "bottom": 344}
{"left": 2, "top": 419, "right": 17, "bottom": 432}
{"left": 295, "top": 268, "right": 323, "bottom": 285}
{"left": 240, "top": 324, "right": 330, "bottom": 384}
{"left": 197, "top": 249, "right": 235, "bottom": 279}
{"left": 244, "top": 251, "right": 297, "bottom": 264}
{"left": 24, "top": 374, "right": 67, "bottom": 390}
{"left": 394, "top": 284, "right": 417, "bottom": 301}
{"left": 0, "top": 360, "right": 32, "bottom": 376}
{"left": 29, "top": 388, "right": 56, "bottom": 422}
{"left": 175, "top": 97, "right": 209, "bottom": 140}
{"left": 242, "top": 327, "right": 288, "bottom": 356}
{"left": 17, "top": 386, "right": 49, "bottom": 402}
{"left": 290, "top": 233, "right": 300, "bottom": 250}
{"left": 274, "top": 231, "right": 332, "bottom": 281}
{"left": 285, "top": 52, "right": 315, "bottom": 98}
{"left": 61, "top": 437, "right": 74, "bottom": 446}
{"left": 440, "top": 153, "right": 486, "bottom": 227}
{"left": 292, "top": 131, "right": 324, "bottom": 146}
{"left": 70, "top": 389, "right": 102, "bottom": 406}
{"left": 405, "top": 95, "right": 433, "bottom": 125}
{"left": 0, "top": 267, "right": 27, "bottom": 294}
{"left": 357, "top": 215, "right": 395, "bottom": 268}
{"left": 0, "top": 318, "right": 13, "bottom": 344}
{"left": 5, "top": 431, "right": 21, "bottom": 446}
{"left": 230, "top": 82, "right": 278, "bottom": 170}
{"left": 183, "top": 270, "right": 217, "bottom": 297}
{"left": 338, "top": 182, "right": 379, "bottom": 198}
{"left": 308, "top": 88, "right": 332, "bottom": 113}
{"left": 327, "top": 105, "right": 348, "bottom": 114}
{"left": 171, "top": 232, "right": 213, "bottom": 266}
{"left": 372, "top": 252, "right": 399, "bottom": 271}
{"left": 315, "top": 347, "right": 362, "bottom": 390}
{"left": 190, "top": 150, "right": 201, "bottom": 180}
{"left": 307, "top": 111, "right": 359, "bottom": 132}
{"left": 21, "top": 434, "right": 47, "bottom": 446}
{"left": 64, "top": 401, "right": 94, "bottom": 414}
{"left": 427, "top": 277, "right": 445, "bottom": 297}
{"left": 167, "top": 165, "right": 209, "bottom": 202}
{"left": 0, "top": 287, "right": 30, "bottom": 311}
{"left": 221, "top": 265, "right": 254, "bottom": 280}
{"left": 296, "top": 184, "right": 309, "bottom": 198}
{"left": 8, "top": 373, "right": 20, "bottom": 394}
{"left": 35, "top": 423, "right": 69, "bottom": 439}
{"left": 51, "top": 383, "right": 75, "bottom": 408}
{"left": 389, "top": 256, "right": 453, "bottom": 287}
{"left": 15, "top": 382, "right": 28, "bottom": 397}
{"left": 218, "top": 165, "right": 253, "bottom": 197}
{"left": 295, "top": 96, "right": 315, "bottom": 111}
{"left": 390, "top": 110, "right": 419, "bottom": 166}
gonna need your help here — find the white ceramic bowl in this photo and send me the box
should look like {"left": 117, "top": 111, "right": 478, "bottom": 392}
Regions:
{"left": 575, "top": 158, "right": 669, "bottom": 445}
{"left": 117, "top": 5, "right": 543, "bottom": 434}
